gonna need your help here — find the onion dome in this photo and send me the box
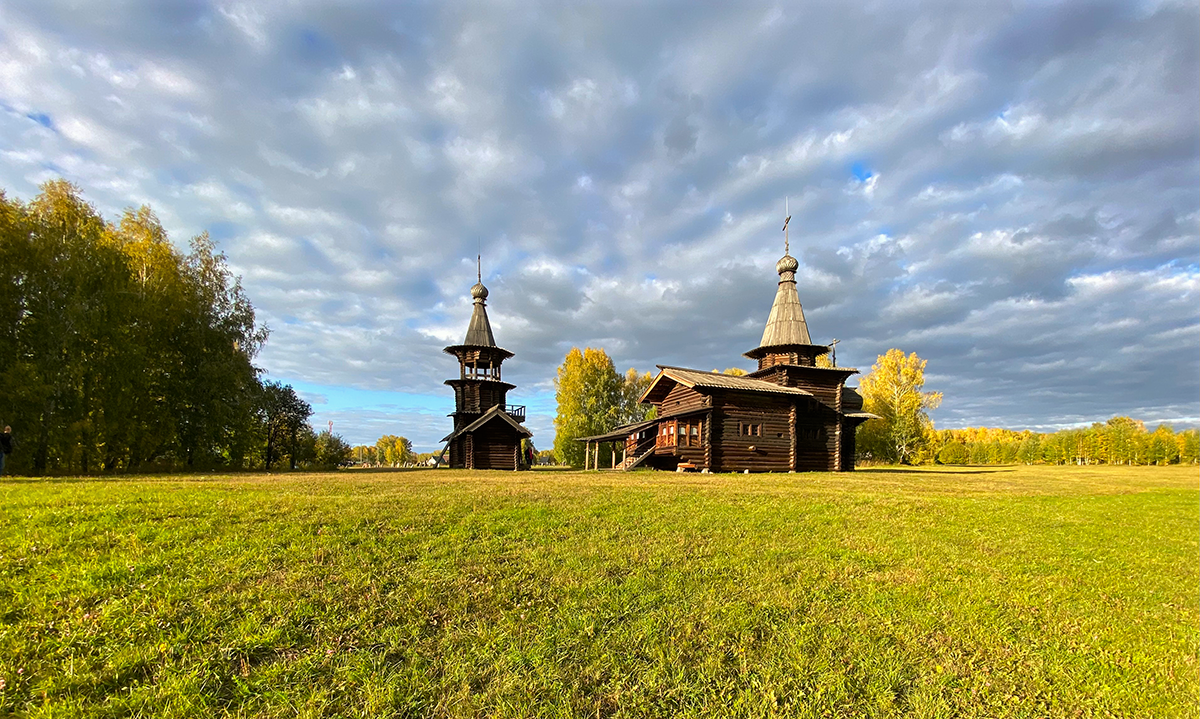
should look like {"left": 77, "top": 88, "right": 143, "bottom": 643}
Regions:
{"left": 470, "top": 281, "right": 489, "bottom": 302}
{"left": 776, "top": 253, "right": 799, "bottom": 276}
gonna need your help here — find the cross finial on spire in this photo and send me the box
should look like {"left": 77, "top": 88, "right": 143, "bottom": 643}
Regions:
{"left": 782, "top": 197, "right": 792, "bottom": 255}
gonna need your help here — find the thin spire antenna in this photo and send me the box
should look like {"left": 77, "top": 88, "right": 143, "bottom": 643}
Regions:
{"left": 477, "top": 253, "right": 481, "bottom": 283}
{"left": 782, "top": 197, "right": 792, "bottom": 255}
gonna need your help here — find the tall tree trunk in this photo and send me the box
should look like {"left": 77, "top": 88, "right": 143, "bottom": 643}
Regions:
{"left": 289, "top": 427, "right": 297, "bottom": 470}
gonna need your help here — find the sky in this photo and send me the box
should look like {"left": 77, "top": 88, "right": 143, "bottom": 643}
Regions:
{"left": 1, "top": 0, "right": 1197, "bottom": 451}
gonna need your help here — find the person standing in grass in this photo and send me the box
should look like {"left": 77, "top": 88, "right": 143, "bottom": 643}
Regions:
{"left": 0, "top": 426, "right": 12, "bottom": 476}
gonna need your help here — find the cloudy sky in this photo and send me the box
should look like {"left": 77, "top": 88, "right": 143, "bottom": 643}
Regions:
{"left": 1, "top": 0, "right": 1197, "bottom": 450}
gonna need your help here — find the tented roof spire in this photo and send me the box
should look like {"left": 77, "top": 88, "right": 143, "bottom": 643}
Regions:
{"left": 758, "top": 201, "right": 811, "bottom": 347}
{"left": 464, "top": 255, "right": 496, "bottom": 347}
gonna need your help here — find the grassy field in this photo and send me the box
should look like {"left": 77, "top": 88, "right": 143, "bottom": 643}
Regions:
{"left": 0, "top": 465, "right": 1196, "bottom": 718}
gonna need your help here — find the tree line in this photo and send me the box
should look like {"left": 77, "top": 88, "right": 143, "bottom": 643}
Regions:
{"left": 852, "top": 349, "right": 1198, "bottom": 466}
{"left": 0, "top": 181, "right": 354, "bottom": 474}
{"left": 929, "top": 419, "right": 1198, "bottom": 466}
{"left": 349, "top": 435, "right": 416, "bottom": 466}
{"left": 549, "top": 344, "right": 1196, "bottom": 468}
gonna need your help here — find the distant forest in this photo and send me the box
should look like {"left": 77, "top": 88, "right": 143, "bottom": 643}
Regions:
{"left": 925, "top": 418, "right": 1198, "bottom": 467}
{"left": 0, "top": 181, "right": 348, "bottom": 475}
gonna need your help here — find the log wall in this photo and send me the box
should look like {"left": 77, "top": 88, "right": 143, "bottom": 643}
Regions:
{"left": 659, "top": 384, "right": 710, "bottom": 416}
{"left": 471, "top": 423, "right": 521, "bottom": 470}
{"left": 840, "top": 424, "right": 857, "bottom": 471}
{"left": 448, "top": 423, "right": 521, "bottom": 470}
{"left": 452, "top": 383, "right": 508, "bottom": 414}
{"left": 711, "top": 391, "right": 794, "bottom": 473}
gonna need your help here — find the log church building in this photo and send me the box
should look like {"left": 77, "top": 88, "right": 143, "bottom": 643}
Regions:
{"left": 580, "top": 222, "right": 875, "bottom": 473}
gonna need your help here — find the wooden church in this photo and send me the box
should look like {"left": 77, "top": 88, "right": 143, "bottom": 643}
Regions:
{"left": 579, "top": 220, "right": 876, "bottom": 473}
{"left": 440, "top": 263, "right": 532, "bottom": 470}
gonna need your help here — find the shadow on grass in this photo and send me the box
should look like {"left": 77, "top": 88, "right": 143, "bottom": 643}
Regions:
{"left": 345, "top": 466, "right": 576, "bottom": 474}
{"left": 0, "top": 476, "right": 108, "bottom": 484}
{"left": 862, "top": 467, "right": 1017, "bottom": 475}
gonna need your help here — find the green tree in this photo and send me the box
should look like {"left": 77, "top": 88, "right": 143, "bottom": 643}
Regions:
{"left": 618, "top": 367, "right": 655, "bottom": 425}
{"left": 260, "top": 382, "right": 312, "bottom": 470}
{"left": 553, "top": 347, "right": 623, "bottom": 467}
{"left": 0, "top": 181, "right": 267, "bottom": 475}
{"left": 1177, "top": 429, "right": 1199, "bottom": 465}
{"left": 3, "top": 181, "right": 119, "bottom": 473}
{"left": 1016, "top": 433, "right": 1042, "bottom": 465}
{"left": 315, "top": 429, "right": 352, "bottom": 469}
{"left": 375, "top": 434, "right": 413, "bottom": 466}
{"left": 1145, "top": 425, "right": 1178, "bottom": 466}
{"left": 1097, "top": 417, "right": 1145, "bottom": 465}
{"left": 937, "top": 442, "right": 969, "bottom": 465}
{"left": 856, "top": 349, "right": 942, "bottom": 465}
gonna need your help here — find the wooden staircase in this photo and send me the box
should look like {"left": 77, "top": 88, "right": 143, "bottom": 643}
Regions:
{"left": 617, "top": 443, "right": 655, "bottom": 471}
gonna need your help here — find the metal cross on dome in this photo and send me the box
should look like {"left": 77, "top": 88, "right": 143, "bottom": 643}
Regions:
{"left": 782, "top": 197, "right": 792, "bottom": 255}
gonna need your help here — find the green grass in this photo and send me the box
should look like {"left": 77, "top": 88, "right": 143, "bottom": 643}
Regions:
{"left": 1, "top": 465, "right": 1196, "bottom": 718}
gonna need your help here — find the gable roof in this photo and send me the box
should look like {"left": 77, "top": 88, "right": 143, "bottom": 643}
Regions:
{"left": 440, "top": 404, "right": 533, "bottom": 443}
{"left": 639, "top": 365, "right": 814, "bottom": 404}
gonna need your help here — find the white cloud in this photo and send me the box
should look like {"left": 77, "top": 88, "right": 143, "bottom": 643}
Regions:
{"left": 0, "top": 0, "right": 1195, "bottom": 447}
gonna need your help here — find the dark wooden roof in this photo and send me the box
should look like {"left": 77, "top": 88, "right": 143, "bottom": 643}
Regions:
{"left": 443, "top": 345, "right": 515, "bottom": 360}
{"left": 844, "top": 411, "right": 881, "bottom": 420}
{"left": 440, "top": 405, "right": 533, "bottom": 443}
{"left": 745, "top": 363, "right": 858, "bottom": 378}
{"left": 640, "top": 365, "right": 815, "bottom": 404}
{"left": 443, "top": 378, "right": 516, "bottom": 391}
{"left": 575, "top": 418, "right": 658, "bottom": 443}
{"left": 443, "top": 278, "right": 510, "bottom": 355}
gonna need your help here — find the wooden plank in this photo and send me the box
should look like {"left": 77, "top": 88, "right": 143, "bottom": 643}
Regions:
{"left": 660, "top": 384, "right": 710, "bottom": 416}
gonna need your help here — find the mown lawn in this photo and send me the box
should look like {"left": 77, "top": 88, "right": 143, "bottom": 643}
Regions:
{"left": 1, "top": 465, "right": 1196, "bottom": 718}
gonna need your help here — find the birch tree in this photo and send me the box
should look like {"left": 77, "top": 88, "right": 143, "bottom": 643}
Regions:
{"left": 857, "top": 349, "right": 942, "bottom": 464}
{"left": 552, "top": 347, "right": 623, "bottom": 467}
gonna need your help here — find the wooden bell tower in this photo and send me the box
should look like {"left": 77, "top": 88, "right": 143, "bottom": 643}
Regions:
{"left": 440, "top": 258, "right": 531, "bottom": 469}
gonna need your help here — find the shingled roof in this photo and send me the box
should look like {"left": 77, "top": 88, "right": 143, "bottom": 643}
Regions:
{"left": 640, "top": 365, "right": 815, "bottom": 404}
{"left": 759, "top": 253, "right": 811, "bottom": 347}
{"left": 463, "top": 281, "right": 497, "bottom": 347}
{"left": 440, "top": 404, "right": 533, "bottom": 443}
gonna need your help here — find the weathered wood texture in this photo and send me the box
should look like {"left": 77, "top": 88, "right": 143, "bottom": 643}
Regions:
{"left": 840, "top": 425, "right": 857, "bottom": 472}
{"left": 711, "top": 391, "right": 796, "bottom": 473}
{"left": 751, "top": 365, "right": 850, "bottom": 408}
{"left": 658, "top": 383, "right": 711, "bottom": 417}
{"left": 755, "top": 349, "right": 821, "bottom": 369}
{"left": 449, "top": 381, "right": 509, "bottom": 414}
{"left": 450, "top": 423, "right": 521, "bottom": 470}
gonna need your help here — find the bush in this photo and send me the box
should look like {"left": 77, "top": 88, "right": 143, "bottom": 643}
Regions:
{"left": 938, "top": 442, "right": 970, "bottom": 465}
